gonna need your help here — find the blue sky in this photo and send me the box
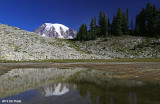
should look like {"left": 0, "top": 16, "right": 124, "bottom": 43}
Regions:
{"left": 0, "top": 0, "right": 160, "bottom": 31}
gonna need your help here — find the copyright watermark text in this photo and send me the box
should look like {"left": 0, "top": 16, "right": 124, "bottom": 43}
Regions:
{"left": 1, "top": 100, "right": 21, "bottom": 103}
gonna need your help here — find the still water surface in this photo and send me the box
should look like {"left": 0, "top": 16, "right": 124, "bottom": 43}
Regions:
{"left": 0, "top": 68, "right": 159, "bottom": 104}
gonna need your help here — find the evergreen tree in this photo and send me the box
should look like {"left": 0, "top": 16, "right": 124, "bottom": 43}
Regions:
{"left": 93, "top": 17, "right": 98, "bottom": 39}
{"left": 89, "top": 18, "right": 97, "bottom": 40}
{"left": 152, "top": 4, "right": 158, "bottom": 36}
{"left": 139, "top": 7, "right": 146, "bottom": 36}
{"left": 134, "top": 15, "right": 140, "bottom": 35}
{"left": 157, "top": 9, "right": 160, "bottom": 37}
{"left": 94, "top": 17, "right": 97, "bottom": 27}
{"left": 122, "top": 8, "right": 129, "bottom": 35}
{"left": 88, "top": 18, "right": 94, "bottom": 40}
{"left": 98, "top": 11, "right": 104, "bottom": 37}
{"left": 77, "top": 2, "right": 160, "bottom": 40}
{"left": 108, "top": 17, "right": 111, "bottom": 28}
{"left": 108, "top": 17, "right": 111, "bottom": 36}
{"left": 98, "top": 11, "right": 108, "bottom": 37}
{"left": 89, "top": 18, "right": 94, "bottom": 32}
{"left": 130, "top": 17, "right": 134, "bottom": 34}
{"left": 115, "top": 7, "right": 123, "bottom": 36}
{"left": 99, "top": 11, "right": 103, "bottom": 26}
{"left": 111, "top": 15, "right": 116, "bottom": 35}
{"left": 134, "top": 3, "right": 159, "bottom": 37}
{"left": 134, "top": 7, "right": 146, "bottom": 36}
{"left": 126, "top": 8, "right": 129, "bottom": 34}
{"left": 77, "top": 24, "right": 88, "bottom": 40}
{"left": 102, "top": 13, "right": 108, "bottom": 37}
{"left": 146, "top": 2, "right": 153, "bottom": 37}
{"left": 122, "top": 12, "right": 126, "bottom": 35}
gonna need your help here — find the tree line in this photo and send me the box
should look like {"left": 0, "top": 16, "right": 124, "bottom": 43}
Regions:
{"left": 76, "top": 2, "right": 160, "bottom": 41}
{"left": 135, "top": 3, "right": 160, "bottom": 37}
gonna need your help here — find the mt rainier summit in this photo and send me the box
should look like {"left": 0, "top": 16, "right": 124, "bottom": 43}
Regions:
{"left": 33, "top": 23, "right": 77, "bottom": 39}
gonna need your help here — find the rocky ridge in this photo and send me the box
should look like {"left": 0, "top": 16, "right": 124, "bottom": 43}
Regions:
{"left": 75, "top": 36, "right": 160, "bottom": 58}
{"left": 0, "top": 24, "right": 110, "bottom": 61}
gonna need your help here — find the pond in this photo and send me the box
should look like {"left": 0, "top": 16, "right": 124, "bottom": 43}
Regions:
{"left": 0, "top": 68, "right": 160, "bottom": 104}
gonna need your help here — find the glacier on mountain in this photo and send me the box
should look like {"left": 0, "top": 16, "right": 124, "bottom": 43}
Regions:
{"left": 33, "top": 23, "right": 77, "bottom": 39}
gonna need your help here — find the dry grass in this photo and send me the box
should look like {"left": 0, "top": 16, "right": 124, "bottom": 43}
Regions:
{"left": 0, "top": 62, "right": 160, "bottom": 82}
{"left": 0, "top": 58, "right": 160, "bottom": 63}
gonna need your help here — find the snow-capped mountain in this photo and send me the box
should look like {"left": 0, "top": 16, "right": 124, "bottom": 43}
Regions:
{"left": 33, "top": 23, "right": 77, "bottom": 39}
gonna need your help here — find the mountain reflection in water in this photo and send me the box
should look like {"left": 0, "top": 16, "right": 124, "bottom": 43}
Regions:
{"left": 39, "top": 83, "right": 76, "bottom": 97}
{"left": 0, "top": 68, "right": 160, "bottom": 104}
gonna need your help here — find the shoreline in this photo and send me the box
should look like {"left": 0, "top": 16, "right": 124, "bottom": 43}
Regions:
{"left": 0, "top": 62, "right": 160, "bottom": 83}
{"left": 0, "top": 58, "right": 160, "bottom": 63}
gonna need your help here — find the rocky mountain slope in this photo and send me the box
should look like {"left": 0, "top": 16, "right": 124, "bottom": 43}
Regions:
{"left": 0, "top": 24, "right": 109, "bottom": 61}
{"left": 74, "top": 36, "right": 160, "bottom": 58}
{"left": 0, "top": 24, "right": 159, "bottom": 61}
{"left": 33, "top": 23, "right": 77, "bottom": 39}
